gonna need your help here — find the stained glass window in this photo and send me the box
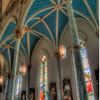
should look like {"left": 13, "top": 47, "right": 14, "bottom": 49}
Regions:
{"left": 16, "top": 68, "right": 22, "bottom": 99}
{"left": 78, "top": 38, "right": 95, "bottom": 100}
{"left": 40, "top": 55, "right": 48, "bottom": 100}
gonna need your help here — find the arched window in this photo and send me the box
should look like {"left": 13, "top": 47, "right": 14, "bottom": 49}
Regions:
{"left": 78, "top": 38, "right": 95, "bottom": 100}
{"left": 16, "top": 68, "right": 22, "bottom": 99}
{"left": 40, "top": 55, "right": 48, "bottom": 100}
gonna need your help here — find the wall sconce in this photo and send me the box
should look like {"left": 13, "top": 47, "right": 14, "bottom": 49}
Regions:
{"left": 0, "top": 75, "right": 3, "bottom": 85}
{"left": 59, "top": 45, "right": 66, "bottom": 59}
{"left": 21, "top": 65, "right": 27, "bottom": 75}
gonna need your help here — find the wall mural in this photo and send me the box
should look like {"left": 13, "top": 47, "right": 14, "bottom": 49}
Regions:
{"left": 49, "top": 82, "right": 57, "bottom": 100}
{"left": 62, "top": 78, "right": 73, "bottom": 100}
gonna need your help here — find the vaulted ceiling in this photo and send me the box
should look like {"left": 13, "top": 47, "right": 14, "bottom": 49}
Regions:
{"left": 0, "top": 0, "right": 99, "bottom": 68}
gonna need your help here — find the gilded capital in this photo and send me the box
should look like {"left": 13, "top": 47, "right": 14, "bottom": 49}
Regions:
{"left": 15, "top": 28, "right": 25, "bottom": 39}
{"left": 54, "top": 50, "right": 60, "bottom": 59}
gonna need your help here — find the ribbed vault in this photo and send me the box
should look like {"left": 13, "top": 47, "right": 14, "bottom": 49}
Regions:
{"left": 0, "top": 0, "right": 99, "bottom": 68}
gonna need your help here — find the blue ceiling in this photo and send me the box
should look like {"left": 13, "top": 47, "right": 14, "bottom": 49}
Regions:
{"left": 0, "top": 0, "right": 98, "bottom": 67}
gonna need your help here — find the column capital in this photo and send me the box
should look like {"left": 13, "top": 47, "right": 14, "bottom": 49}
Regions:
{"left": 15, "top": 28, "right": 25, "bottom": 39}
{"left": 54, "top": 50, "right": 60, "bottom": 59}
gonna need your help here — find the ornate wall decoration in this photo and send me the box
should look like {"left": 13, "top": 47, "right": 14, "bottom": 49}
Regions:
{"left": 62, "top": 78, "right": 73, "bottom": 100}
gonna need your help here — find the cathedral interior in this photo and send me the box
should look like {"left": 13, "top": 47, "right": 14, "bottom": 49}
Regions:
{"left": 0, "top": 0, "right": 99, "bottom": 100}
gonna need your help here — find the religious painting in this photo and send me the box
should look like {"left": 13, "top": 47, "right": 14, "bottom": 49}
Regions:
{"left": 62, "top": 78, "right": 73, "bottom": 100}
{"left": 29, "top": 88, "right": 35, "bottom": 100}
{"left": 49, "top": 82, "right": 57, "bottom": 100}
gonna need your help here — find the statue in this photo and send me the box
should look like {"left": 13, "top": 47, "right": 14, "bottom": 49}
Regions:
{"left": 29, "top": 88, "right": 35, "bottom": 100}
{"left": 49, "top": 82, "right": 57, "bottom": 100}
{"left": 21, "top": 91, "right": 26, "bottom": 100}
{"left": 62, "top": 78, "right": 73, "bottom": 100}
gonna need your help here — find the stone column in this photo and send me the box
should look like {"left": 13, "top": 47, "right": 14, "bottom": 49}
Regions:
{"left": 65, "top": 0, "right": 88, "bottom": 100}
{"left": 5, "top": 73, "right": 8, "bottom": 100}
{"left": 54, "top": 50, "right": 62, "bottom": 100}
{"left": 10, "top": 28, "right": 25, "bottom": 100}
{"left": 26, "top": 65, "right": 31, "bottom": 100}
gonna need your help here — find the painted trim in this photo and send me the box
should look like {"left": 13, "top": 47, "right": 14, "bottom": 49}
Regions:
{"left": 24, "top": 6, "right": 55, "bottom": 27}
{"left": 62, "top": 6, "right": 96, "bottom": 31}
{"left": 56, "top": 9, "right": 59, "bottom": 49}
{"left": 0, "top": 17, "right": 16, "bottom": 39}
{"left": 0, "top": 34, "right": 15, "bottom": 46}
{"left": 30, "top": 31, "right": 41, "bottom": 38}
{"left": 84, "top": 0, "right": 98, "bottom": 29}
{"left": 21, "top": 0, "right": 35, "bottom": 28}
{"left": 42, "top": 20, "right": 55, "bottom": 48}
{"left": 50, "top": 0, "right": 57, "bottom": 5}
{"left": 31, "top": 30, "right": 53, "bottom": 48}
{"left": 20, "top": 41, "right": 28, "bottom": 59}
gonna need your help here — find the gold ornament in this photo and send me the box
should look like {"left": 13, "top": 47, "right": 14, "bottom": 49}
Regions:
{"left": 15, "top": 28, "right": 25, "bottom": 39}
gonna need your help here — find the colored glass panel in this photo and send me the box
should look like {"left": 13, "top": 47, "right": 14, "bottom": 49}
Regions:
{"left": 86, "top": 81, "right": 93, "bottom": 94}
{"left": 40, "top": 55, "right": 48, "bottom": 100}
{"left": 82, "top": 58, "right": 89, "bottom": 70}
{"left": 88, "top": 95, "right": 95, "bottom": 100}
{"left": 79, "top": 38, "right": 95, "bottom": 100}
{"left": 16, "top": 68, "right": 22, "bottom": 99}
